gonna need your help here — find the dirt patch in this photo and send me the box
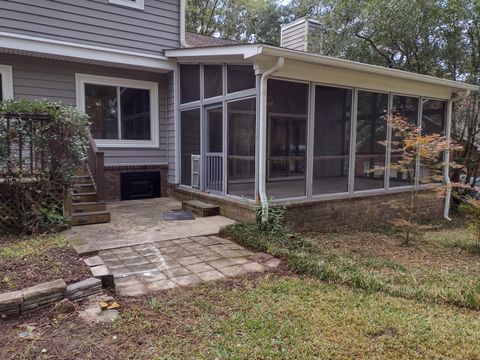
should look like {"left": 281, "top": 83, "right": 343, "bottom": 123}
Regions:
{"left": 0, "top": 235, "right": 91, "bottom": 292}
{"left": 305, "top": 228, "right": 480, "bottom": 275}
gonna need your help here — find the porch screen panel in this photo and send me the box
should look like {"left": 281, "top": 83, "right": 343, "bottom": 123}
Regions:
{"left": 266, "top": 79, "right": 309, "bottom": 199}
{"left": 204, "top": 65, "right": 223, "bottom": 98}
{"left": 180, "top": 109, "right": 201, "bottom": 186}
{"left": 227, "top": 65, "right": 256, "bottom": 94}
{"left": 313, "top": 85, "right": 352, "bottom": 195}
{"left": 420, "top": 99, "right": 446, "bottom": 183}
{"left": 227, "top": 98, "right": 256, "bottom": 199}
{"left": 85, "top": 84, "right": 118, "bottom": 140}
{"left": 354, "top": 91, "right": 388, "bottom": 191}
{"left": 180, "top": 65, "right": 200, "bottom": 104}
{"left": 390, "top": 95, "right": 419, "bottom": 188}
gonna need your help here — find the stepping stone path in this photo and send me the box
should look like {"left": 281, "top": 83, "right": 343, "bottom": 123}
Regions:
{"left": 97, "top": 235, "right": 280, "bottom": 297}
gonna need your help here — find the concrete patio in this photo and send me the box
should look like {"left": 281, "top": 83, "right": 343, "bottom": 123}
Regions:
{"left": 67, "top": 198, "right": 280, "bottom": 296}
{"left": 66, "top": 198, "right": 236, "bottom": 255}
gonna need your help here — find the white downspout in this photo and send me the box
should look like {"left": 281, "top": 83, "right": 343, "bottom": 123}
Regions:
{"left": 180, "top": 0, "right": 188, "bottom": 48}
{"left": 258, "top": 57, "right": 285, "bottom": 220}
{"left": 444, "top": 90, "right": 471, "bottom": 220}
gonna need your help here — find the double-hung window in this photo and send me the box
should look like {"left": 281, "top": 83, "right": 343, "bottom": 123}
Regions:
{"left": 76, "top": 74, "right": 159, "bottom": 148}
{"left": 0, "top": 65, "right": 13, "bottom": 100}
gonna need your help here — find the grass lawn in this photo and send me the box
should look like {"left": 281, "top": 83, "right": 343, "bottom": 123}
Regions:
{"left": 1, "top": 272, "right": 479, "bottom": 359}
{"left": 223, "top": 221, "right": 480, "bottom": 310}
{"left": 1, "top": 224, "right": 479, "bottom": 359}
{"left": 0, "top": 234, "right": 90, "bottom": 292}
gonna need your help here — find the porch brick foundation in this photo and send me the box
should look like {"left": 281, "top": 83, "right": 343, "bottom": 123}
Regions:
{"left": 104, "top": 164, "right": 169, "bottom": 201}
{"left": 170, "top": 185, "right": 444, "bottom": 232}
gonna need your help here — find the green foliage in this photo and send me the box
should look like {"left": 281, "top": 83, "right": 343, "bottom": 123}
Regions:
{"left": 0, "top": 100, "right": 90, "bottom": 235}
{"left": 255, "top": 198, "right": 286, "bottom": 236}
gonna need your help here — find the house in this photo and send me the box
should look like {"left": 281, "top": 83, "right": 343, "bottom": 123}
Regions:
{"left": 0, "top": 4, "right": 477, "bottom": 230}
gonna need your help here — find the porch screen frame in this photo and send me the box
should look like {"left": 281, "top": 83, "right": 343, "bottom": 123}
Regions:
{"left": 177, "top": 63, "right": 257, "bottom": 201}
{"left": 264, "top": 76, "right": 447, "bottom": 204}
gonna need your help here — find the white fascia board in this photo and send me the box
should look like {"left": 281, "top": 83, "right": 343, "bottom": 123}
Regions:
{"left": 257, "top": 45, "right": 479, "bottom": 92}
{"left": 165, "top": 44, "right": 261, "bottom": 60}
{"left": 0, "top": 32, "right": 175, "bottom": 71}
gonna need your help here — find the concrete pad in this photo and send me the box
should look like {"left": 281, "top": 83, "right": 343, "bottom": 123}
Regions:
{"left": 66, "top": 198, "right": 236, "bottom": 254}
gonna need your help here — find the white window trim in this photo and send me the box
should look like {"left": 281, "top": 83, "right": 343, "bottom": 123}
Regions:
{"left": 0, "top": 64, "right": 13, "bottom": 100}
{"left": 109, "top": 0, "right": 144, "bottom": 10}
{"left": 75, "top": 73, "right": 159, "bottom": 148}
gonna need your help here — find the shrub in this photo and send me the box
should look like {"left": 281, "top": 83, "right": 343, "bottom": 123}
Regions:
{"left": 0, "top": 100, "right": 90, "bottom": 235}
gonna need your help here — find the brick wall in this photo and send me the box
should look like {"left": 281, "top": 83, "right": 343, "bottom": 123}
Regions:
{"left": 170, "top": 185, "right": 444, "bottom": 232}
{"left": 104, "top": 164, "right": 169, "bottom": 201}
{"left": 283, "top": 191, "right": 444, "bottom": 232}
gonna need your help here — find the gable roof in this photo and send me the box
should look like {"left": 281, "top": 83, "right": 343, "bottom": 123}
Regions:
{"left": 185, "top": 32, "right": 238, "bottom": 48}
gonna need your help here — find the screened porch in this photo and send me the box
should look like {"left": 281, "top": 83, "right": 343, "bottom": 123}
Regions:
{"left": 178, "top": 63, "right": 447, "bottom": 203}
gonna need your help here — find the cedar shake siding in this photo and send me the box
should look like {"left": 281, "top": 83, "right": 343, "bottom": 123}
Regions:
{"left": 0, "top": 53, "right": 174, "bottom": 168}
{"left": 0, "top": 0, "right": 180, "bottom": 55}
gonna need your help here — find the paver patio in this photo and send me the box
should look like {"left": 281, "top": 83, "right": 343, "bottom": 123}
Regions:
{"left": 66, "top": 197, "right": 279, "bottom": 296}
{"left": 99, "top": 235, "right": 278, "bottom": 296}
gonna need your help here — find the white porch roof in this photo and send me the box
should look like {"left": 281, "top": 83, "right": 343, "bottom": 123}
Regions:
{"left": 166, "top": 44, "right": 479, "bottom": 98}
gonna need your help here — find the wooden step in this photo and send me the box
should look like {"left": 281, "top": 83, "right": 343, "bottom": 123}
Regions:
{"left": 72, "top": 184, "right": 96, "bottom": 194}
{"left": 72, "top": 201, "right": 107, "bottom": 213}
{"left": 75, "top": 168, "right": 89, "bottom": 177}
{"left": 72, "top": 175, "right": 93, "bottom": 185}
{"left": 182, "top": 200, "right": 220, "bottom": 217}
{"left": 72, "top": 192, "right": 97, "bottom": 203}
{"left": 72, "top": 211, "right": 111, "bottom": 226}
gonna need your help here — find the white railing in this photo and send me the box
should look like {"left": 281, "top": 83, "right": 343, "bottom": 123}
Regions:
{"left": 206, "top": 152, "right": 223, "bottom": 193}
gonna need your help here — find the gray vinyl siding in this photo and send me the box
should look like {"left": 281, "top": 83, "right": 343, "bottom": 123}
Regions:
{"left": 0, "top": 53, "right": 172, "bottom": 169}
{"left": 281, "top": 22, "right": 306, "bottom": 51}
{"left": 0, "top": 0, "right": 180, "bottom": 55}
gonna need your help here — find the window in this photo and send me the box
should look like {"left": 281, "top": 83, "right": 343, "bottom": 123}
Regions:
{"left": 180, "top": 109, "right": 201, "bottom": 186}
{"left": 108, "top": 0, "right": 144, "bottom": 10}
{"left": 204, "top": 65, "right": 223, "bottom": 98}
{"left": 76, "top": 74, "right": 158, "bottom": 148}
{"left": 354, "top": 91, "right": 388, "bottom": 191}
{"left": 390, "top": 95, "right": 419, "bottom": 188}
{"left": 180, "top": 65, "right": 200, "bottom": 104}
{"left": 313, "top": 85, "right": 352, "bottom": 195}
{"left": 227, "top": 65, "right": 256, "bottom": 93}
{"left": 0, "top": 65, "right": 13, "bottom": 100}
{"left": 227, "top": 98, "right": 256, "bottom": 199}
{"left": 267, "top": 79, "right": 309, "bottom": 199}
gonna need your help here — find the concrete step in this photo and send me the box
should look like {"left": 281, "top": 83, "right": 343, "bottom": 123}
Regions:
{"left": 72, "top": 184, "right": 96, "bottom": 194}
{"left": 72, "top": 211, "right": 111, "bottom": 226}
{"left": 182, "top": 200, "right": 220, "bottom": 217}
{"left": 72, "top": 201, "right": 107, "bottom": 214}
{"left": 72, "top": 192, "right": 97, "bottom": 203}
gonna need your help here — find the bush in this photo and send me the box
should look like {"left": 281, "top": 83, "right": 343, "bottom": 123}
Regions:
{"left": 0, "top": 100, "right": 90, "bottom": 235}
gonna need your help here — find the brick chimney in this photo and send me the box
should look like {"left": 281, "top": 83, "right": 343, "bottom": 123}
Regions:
{"left": 280, "top": 17, "right": 321, "bottom": 52}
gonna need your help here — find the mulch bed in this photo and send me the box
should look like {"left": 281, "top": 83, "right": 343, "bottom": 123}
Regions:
{"left": 0, "top": 238, "right": 91, "bottom": 293}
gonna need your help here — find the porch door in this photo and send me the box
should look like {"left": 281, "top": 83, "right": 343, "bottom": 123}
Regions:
{"left": 205, "top": 105, "right": 223, "bottom": 193}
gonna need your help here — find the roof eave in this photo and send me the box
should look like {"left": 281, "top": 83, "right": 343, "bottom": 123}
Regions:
{"left": 165, "top": 44, "right": 479, "bottom": 92}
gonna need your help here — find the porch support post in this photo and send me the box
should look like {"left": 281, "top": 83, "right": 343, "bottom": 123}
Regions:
{"left": 444, "top": 90, "right": 470, "bottom": 220}
{"left": 256, "top": 57, "right": 285, "bottom": 221}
